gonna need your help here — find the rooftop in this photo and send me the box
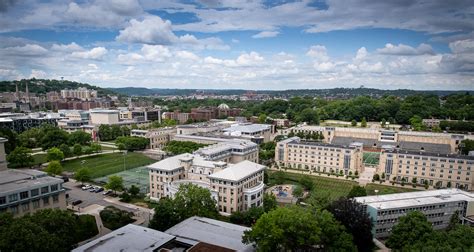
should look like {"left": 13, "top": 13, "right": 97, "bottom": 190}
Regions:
{"left": 209, "top": 160, "right": 265, "bottom": 182}
{"left": 0, "top": 169, "right": 63, "bottom": 195}
{"left": 72, "top": 224, "right": 175, "bottom": 252}
{"left": 355, "top": 189, "right": 474, "bottom": 210}
{"left": 165, "top": 216, "right": 254, "bottom": 252}
{"left": 223, "top": 123, "right": 271, "bottom": 134}
{"left": 147, "top": 153, "right": 217, "bottom": 172}
{"left": 385, "top": 148, "right": 474, "bottom": 160}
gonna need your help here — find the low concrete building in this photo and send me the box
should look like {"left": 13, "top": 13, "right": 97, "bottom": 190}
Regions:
{"left": 356, "top": 189, "right": 474, "bottom": 238}
{"left": 223, "top": 123, "right": 275, "bottom": 143}
{"left": 0, "top": 169, "right": 67, "bottom": 217}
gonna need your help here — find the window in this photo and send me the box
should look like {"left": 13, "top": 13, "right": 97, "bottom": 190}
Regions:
{"left": 31, "top": 189, "right": 39, "bottom": 197}
{"left": 52, "top": 195, "right": 59, "bottom": 203}
{"left": 22, "top": 203, "right": 29, "bottom": 212}
{"left": 41, "top": 186, "right": 49, "bottom": 194}
{"left": 20, "top": 191, "right": 29, "bottom": 200}
{"left": 32, "top": 200, "right": 40, "bottom": 209}
{"left": 8, "top": 194, "right": 18, "bottom": 202}
{"left": 0, "top": 196, "right": 6, "bottom": 205}
{"left": 10, "top": 205, "right": 19, "bottom": 214}
{"left": 43, "top": 197, "right": 49, "bottom": 205}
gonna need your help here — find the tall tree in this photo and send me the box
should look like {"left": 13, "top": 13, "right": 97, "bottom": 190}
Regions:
{"left": 386, "top": 211, "right": 434, "bottom": 250}
{"left": 46, "top": 147, "right": 64, "bottom": 161}
{"left": 347, "top": 185, "right": 367, "bottom": 198}
{"left": 68, "top": 131, "right": 92, "bottom": 146}
{"left": 0, "top": 128, "right": 18, "bottom": 154}
{"left": 148, "top": 198, "right": 180, "bottom": 231}
{"left": 173, "top": 183, "right": 218, "bottom": 220}
{"left": 327, "top": 198, "right": 374, "bottom": 252}
{"left": 45, "top": 160, "right": 63, "bottom": 176}
{"left": 6, "top": 147, "right": 34, "bottom": 168}
{"left": 74, "top": 167, "right": 92, "bottom": 185}
{"left": 105, "top": 175, "right": 124, "bottom": 194}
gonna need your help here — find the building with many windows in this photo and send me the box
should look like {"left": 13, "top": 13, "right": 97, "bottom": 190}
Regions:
{"left": 148, "top": 153, "right": 265, "bottom": 215}
{"left": 194, "top": 139, "right": 259, "bottom": 164}
{"left": 130, "top": 127, "right": 176, "bottom": 149}
{"left": 275, "top": 137, "right": 364, "bottom": 175}
{"left": 0, "top": 169, "right": 67, "bottom": 217}
{"left": 379, "top": 148, "right": 474, "bottom": 190}
{"left": 356, "top": 189, "right": 474, "bottom": 238}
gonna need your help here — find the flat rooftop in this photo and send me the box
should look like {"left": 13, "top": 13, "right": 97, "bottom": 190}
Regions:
{"left": 165, "top": 216, "right": 254, "bottom": 252}
{"left": 355, "top": 189, "right": 474, "bottom": 210}
{"left": 223, "top": 123, "right": 271, "bottom": 133}
{"left": 0, "top": 169, "right": 63, "bottom": 195}
{"left": 209, "top": 160, "right": 265, "bottom": 182}
{"left": 72, "top": 224, "right": 176, "bottom": 252}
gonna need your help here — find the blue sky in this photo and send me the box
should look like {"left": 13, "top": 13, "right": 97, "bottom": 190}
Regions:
{"left": 0, "top": 0, "right": 473, "bottom": 90}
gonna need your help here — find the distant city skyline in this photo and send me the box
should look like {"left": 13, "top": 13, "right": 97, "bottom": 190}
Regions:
{"left": 0, "top": 0, "right": 473, "bottom": 90}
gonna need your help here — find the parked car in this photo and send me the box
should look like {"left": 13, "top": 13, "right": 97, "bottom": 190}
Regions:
{"left": 62, "top": 176, "right": 69, "bottom": 182}
{"left": 81, "top": 185, "right": 91, "bottom": 190}
{"left": 71, "top": 200, "right": 82, "bottom": 206}
{"left": 102, "top": 190, "right": 112, "bottom": 195}
{"left": 95, "top": 187, "right": 104, "bottom": 193}
{"left": 89, "top": 186, "right": 99, "bottom": 192}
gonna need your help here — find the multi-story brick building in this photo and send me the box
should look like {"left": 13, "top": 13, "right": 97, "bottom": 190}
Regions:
{"left": 379, "top": 148, "right": 474, "bottom": 190}
{"left": 275, "top": 137, "right": 364, "bottom": 175}
{"left": 356, "top": 189, "right": 474, "bottom": 238}
{"left": 148, "top": 154, "right": 265, "bottom": 215}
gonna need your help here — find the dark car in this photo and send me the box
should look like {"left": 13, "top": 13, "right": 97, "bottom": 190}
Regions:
{"left": 62, "top": 176, "right": 69, "bottom": 182}
{"left": 95, "top": 187, "right": 104, "bottom": 193}
{"left": 71, "top": 200, "right": 82, "bottom": 206}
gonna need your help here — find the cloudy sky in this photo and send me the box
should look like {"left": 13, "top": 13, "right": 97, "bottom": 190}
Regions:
{"left": 0, "top": 0, "right": 473, "bottom": 90}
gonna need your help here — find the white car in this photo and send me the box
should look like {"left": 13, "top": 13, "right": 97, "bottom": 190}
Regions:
{"left": 82, "top": 184, "right": 92, "bottom": 190}
{"left": 102, "top": 189, "right": 112, "bottom": 195}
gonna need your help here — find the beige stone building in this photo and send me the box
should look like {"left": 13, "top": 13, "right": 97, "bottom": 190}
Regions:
{"left": 287, "top": 125, "right": 465, "bottom": 154}
{"left": 194, "top": 139, "right": 259, "bottom": 164}
{"left": 379, "top": 148, "right": 474, "bottom": 190}
{"left": 275, "top": 137, "right": 364, "bottom": 175}
{"left": 148, "top": 154, "right": 265, "bottom": 215}
{"left": 131, "top": 127, "right": 176, "bottom": 149}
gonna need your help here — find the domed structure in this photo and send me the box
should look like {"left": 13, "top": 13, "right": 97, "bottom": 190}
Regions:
{"left": 218, "top": 103, "right": 230, "bottom": 110}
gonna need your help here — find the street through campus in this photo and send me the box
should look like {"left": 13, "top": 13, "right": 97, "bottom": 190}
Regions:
{"left": 63, "top": 180, "right": 153, "bottom": 227}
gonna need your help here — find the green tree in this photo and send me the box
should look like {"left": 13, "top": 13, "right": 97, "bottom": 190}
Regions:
{"left": 73, "top": 143, "right": 82, "bottom": 156}
{"left": 273, "top": 170, "right": 286, "bottom": 185}
{"left": 299, "top": 176, "right": 315, "bottom": 191}
{"left": 242, "top": 206, "right": 355, "bottom": 251}
{"left": 90, "top": 143, "right": 102, "bottom": 153}
{"left": 115, "top": 136, "right": 149, "bottom": 151}
{"left": 306, "top": 190, "right": 331, "bottom": 210}
{"left": 409, "top": 115, "right": 424, "bottom": 131}
{"left": 105, "top": 175, "right": 124, "bottom": 194}
{"left": 460, "top": 139, "right": 474, "bottom": 155}
{"left": 263, "top": 193, "right": 277, "bottom": 212}
{"left": 47, "top": 147, "right": 64, "bottom": 161}
{"left": 297, "top": 108, "right": 320, "bottom": 125}
{"left": 292, "top": 185, "right": 303, "bottom": 198}
{"left": 128, "top": 185, "right": 140, "bottom": 197}
{"left": 347, "top": 185, "right": 367, "bottom": 198}
{"left": 45, "top": 160, "right": 63, "bottom": 176}
{"left": 99, "top": 206, "right": 134, "bottom": 230}
{"left": 173, "top": 183, "right": 218, "bottom": 220}
{"left": 68, "top": 131, "right": 91, "bottom": 146}
{"left": 59, "top": 144, "right": 72, "bottom": 158}
{"left": 0, "top": 128, "right": 18, "bottom": 154}
{"left": 327, "top": 198, "right": 374, "bottom": 252}
{"left": 258, "top": 113, "right": 267, "bottom": 123}
{"left": 386, "top": 211, "right": 434, "bottom": 250}
{"left": 40, "top": 128, "right": 69, "bottom": 150}
{"left": 18, "top": 128, "right": 41, "bottom": 148}
{"left": 361, "top": 117, "right": 367, "bottom": 127}
{"left": 351, "top": 119, "right": 357, "bottom": 127}
{"left": 6, "top": 147, "right": 34, "bottom": 168}
{"left": 149, "top": 198, "right": 180, "bottom": 231}
{"left": 74, "top": 167, "right": 92, "bottom": 186}
{"left": 381, "top": 118, "right": 387, "bottom": 128}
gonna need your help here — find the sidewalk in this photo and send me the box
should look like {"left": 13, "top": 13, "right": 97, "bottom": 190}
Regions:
{"left": 41, "top": 150, "right": 120, "bottom": 166}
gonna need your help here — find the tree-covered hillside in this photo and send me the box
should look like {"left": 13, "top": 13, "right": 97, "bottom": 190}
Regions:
{"left": 0, "top": 79, "right": 117, "bottom": 97}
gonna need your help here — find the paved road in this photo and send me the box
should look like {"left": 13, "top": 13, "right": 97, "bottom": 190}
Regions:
{"left": 64, "top": 180, "right": 153, "bottom": 226}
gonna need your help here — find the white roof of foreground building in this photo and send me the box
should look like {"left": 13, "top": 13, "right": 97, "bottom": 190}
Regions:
{"left": 355, "top": 189, "right": 474, "bottom": 210}
{"left": 209, "top": 160, "right": 265, "bottom": 182}
{"left": 72, "top": 224, "right": 176, "bottom": 252}
{"left": 147, "top": 153, "right": 218, "bottom": 172}
{"left": 165, "top": 216, "right": 254, "bottom": 252}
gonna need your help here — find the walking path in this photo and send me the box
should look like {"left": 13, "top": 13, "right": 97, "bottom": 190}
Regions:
{"left": 41, "top": 150, "right": 120, "bottom": 166}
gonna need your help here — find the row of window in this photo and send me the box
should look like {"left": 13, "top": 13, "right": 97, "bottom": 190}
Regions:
{"left": 0, "top": 184, "right": 60, "bottom": 205}
{"left": 396, "top": 155, "right": 474, "bottom": 165}
{"left": 0, "top": 194, "right": 60, "bottom": 215}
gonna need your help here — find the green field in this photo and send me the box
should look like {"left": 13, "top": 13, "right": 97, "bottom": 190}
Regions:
{"left": 95, "top": 166, "right": 150, "bottom": 193}
{"left": 365, "top": 183, "right": 418, "bottom": 195}
{"left": 268, "top": 171, "right": 358, "bottom": 199}
{"left": 269, "top": 171, "right": 418, "bottom": 199}
{"left": 62, "top": 152, "right": 155, "bottom": 178}
{"left": 363, "top": 152, "right": 380, "bottom": 165}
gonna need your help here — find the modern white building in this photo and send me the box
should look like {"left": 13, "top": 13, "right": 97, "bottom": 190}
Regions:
{"left": 356, "top": 189, "right": 474, "bottom": 238}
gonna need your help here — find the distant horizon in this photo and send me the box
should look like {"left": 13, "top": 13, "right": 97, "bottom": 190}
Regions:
{"left": 0, "top": 1, "right": 472, "bottom": 90}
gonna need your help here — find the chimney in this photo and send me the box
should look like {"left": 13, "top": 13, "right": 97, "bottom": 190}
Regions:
{"left": 25, "top": 82, "right": 30, "bottom": 103}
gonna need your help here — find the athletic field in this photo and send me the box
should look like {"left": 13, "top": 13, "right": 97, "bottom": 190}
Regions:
{"left": 363, "top": 152, "right": 380, "bottom": 165}
{"left": 94, "top": 166, "right": 150, "bottom": 193}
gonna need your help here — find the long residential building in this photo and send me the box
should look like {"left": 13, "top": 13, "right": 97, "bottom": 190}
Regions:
{"left": 379, "top": 148, "right": 474, "bottom": 190}
{"left": 148, "top": 154, "right": 265, "bottom": 215}
{"left": 356, "top": 189, "right": 474, "bottom": 238}
{"left": 286, "top": 125, "right": 465, "bottom": 154}
{"left": 275, "top": 137, "right": 364, "bottom": 175}
{"left": 130, "top": 127, "right": 176, "bottom": 149}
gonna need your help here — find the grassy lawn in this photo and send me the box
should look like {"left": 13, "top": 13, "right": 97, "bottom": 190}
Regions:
{"left": 32, "top": 154, "right": 47, "bottom": 166}
{"left": 101, "top": 145, "right": 118, "bottom": 151}
{"left": 268, "top": 171, "right": 419, "bottom": 199}
{"left": 365, "top": 183, "right": 419, "bottom": 195}
{"left": 62, "top": 152, "right": 155, "bottom": 178}
{"left": 268, "top": 171, "right": 358, "bottom": 199}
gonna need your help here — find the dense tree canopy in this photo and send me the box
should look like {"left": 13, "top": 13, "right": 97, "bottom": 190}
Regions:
{"left": 115, "top": 136, "right": 149, "bottom": 151}
{"left": 7, "top": 146, "right": 34, "bottom": 168}
{"left": 163, "top": 141, "right": 207, "bottom": 155}
{"left": 45, "top": 160, "right": 63, "bottom": 176}
{"left": 47, "top": 147, "right": 64, "bottom": 161}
